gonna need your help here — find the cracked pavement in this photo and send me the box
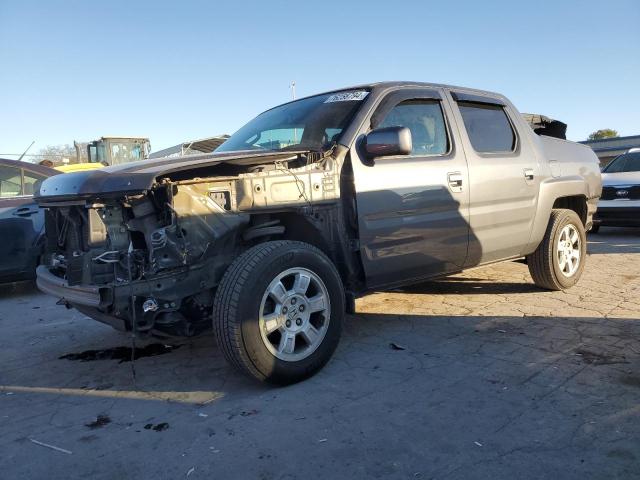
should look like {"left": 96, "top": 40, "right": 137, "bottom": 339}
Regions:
{"left": 1, "top": 227, "right": 639, "bottom": 479}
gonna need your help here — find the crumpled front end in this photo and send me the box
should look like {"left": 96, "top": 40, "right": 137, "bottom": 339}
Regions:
{"left": 37, "top": 179, "right": 249, "bottom": 336}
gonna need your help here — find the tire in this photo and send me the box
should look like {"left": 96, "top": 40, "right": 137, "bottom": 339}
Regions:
{"left": 213, "top": 240, "right": 344, "bottom": 385}
{"left": 589, "top": 224, "right": 600, "bottom": 234}
{"left": 527, "top": 209, "right": 586, "bottom": 291}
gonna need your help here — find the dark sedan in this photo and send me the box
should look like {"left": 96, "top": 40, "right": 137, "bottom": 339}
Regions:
{"left": 0, "top": 158, "right": 58, "bottom": 282}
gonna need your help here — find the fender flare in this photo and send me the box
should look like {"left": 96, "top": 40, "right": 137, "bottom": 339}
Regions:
{"left": 525, "top": 176, "right": 589, "bottom": 254}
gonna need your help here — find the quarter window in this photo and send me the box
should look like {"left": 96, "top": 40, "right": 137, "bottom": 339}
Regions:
{"left": 458, "top": 102, "right": 515, "bottom": 153}
{"left": 377, "top": 100, "right": 449, "bottom": 156}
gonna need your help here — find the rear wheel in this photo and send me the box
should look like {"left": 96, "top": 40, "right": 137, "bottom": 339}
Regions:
{"left": 527, "top": 209, "right": 586, "bottom": 290}
{"left": 213, "top": 240, "right": 344, "bottom": 384}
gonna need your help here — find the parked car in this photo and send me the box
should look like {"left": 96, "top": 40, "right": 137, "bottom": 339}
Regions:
{"left": 35, "top": 82, "right": 602, "bottom": 384}
{"left": 591, "top": 148, "right": 640, "bottom": 233}
{"left": 0, "top": 158, "right": 58, "bottom": 282}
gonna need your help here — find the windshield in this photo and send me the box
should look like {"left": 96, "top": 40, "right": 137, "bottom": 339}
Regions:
{"left": 603, "top": 151, "right": 640, "bottom": 173}
{"left": 216, "top": 90, "right": 369, "bottom": 153}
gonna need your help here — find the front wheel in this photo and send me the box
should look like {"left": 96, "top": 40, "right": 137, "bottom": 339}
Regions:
{"left": 527, "top": 209, "right": 586, "bottom": 291}
{"left": 213, "top": 240, "right": 344, "bottom": 384}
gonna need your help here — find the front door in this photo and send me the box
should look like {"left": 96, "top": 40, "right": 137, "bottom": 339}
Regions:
{"left": 350, "top": 88, "right": 470, "bottom": 289}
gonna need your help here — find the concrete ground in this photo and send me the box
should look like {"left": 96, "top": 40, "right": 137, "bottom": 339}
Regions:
{"left": 1, "top": 227, "right": 639, "bottom": 479}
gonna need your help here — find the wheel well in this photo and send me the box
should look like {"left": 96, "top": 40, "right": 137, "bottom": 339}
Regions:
{"left": 245, "top": 212, "right": 332, "bottom": 259}
{"left": 243, "top": 211, "right": 363, "bottom": 294}
{"left": 279, "top": 213, "right": 333, "bottom": 255}
{"left": 552, "top": 196, "right": 587, "bottom": 226}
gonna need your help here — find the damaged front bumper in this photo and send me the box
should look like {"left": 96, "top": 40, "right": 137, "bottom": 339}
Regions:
{"left": 36, "top": 265, "right": 105, "bottom": 308}
{"left": 36, "top": 256, "right": 225, "bottom": 335}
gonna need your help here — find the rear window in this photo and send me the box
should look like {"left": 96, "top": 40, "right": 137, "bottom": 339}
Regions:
{"left": 458, "top": 102, "right": 515, "bottom": 153}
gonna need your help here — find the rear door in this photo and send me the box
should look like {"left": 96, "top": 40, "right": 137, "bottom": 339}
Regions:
{"left": 445, "top": 90, "right": 540, "bottom": 266}
{"left": 350, "top": 88, "right": 470, "bottom": 288}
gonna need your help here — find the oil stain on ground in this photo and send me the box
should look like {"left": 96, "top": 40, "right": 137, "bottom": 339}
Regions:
{"left": 144, "top": 422, "right": 169, "bottom": 432}
{"left": 59, "top": 344, "right": 181, "bottom": 363}
{"left": 574, "top": 348, "right": 628, "bottom": 366}
{"left": 85, "top": 414, "right": 111, "bottom": 429}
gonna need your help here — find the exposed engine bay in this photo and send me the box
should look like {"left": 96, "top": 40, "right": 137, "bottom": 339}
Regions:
{"left": 38, "top": 149, "right": 358, "bottom": 337}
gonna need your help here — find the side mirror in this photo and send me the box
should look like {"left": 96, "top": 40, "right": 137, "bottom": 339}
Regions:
{"left": 364, "top": 126, "right": 412, "bottom": 160}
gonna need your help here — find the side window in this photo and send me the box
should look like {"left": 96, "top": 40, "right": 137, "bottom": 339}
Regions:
{"left": 378, "top": 100, "right": 448, "bottom": 155}
{"left": 23, "top": 170, "right": 46, "bottom": 196}
{"left": 0, "top": 166, "right": 22, "bottom": 198}
{"left": 457, "top": 102, "right": 515, "bottom": 153}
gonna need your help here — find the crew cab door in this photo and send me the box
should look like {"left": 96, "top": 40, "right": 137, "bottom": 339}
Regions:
{"left": 445, "top": 91, "right": 540, "bottom": 266}
{"left": 350, "top": 88, "right": 470, "bottom": 289}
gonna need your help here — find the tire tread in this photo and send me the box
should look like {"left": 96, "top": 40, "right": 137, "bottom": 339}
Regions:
{"left": 527, "top": 209, "right": 582, "bottom": 291}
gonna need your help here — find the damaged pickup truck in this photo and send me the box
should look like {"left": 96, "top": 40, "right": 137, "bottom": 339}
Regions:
{"left": 35, "top": 82, "right": 601, "bottom": 384}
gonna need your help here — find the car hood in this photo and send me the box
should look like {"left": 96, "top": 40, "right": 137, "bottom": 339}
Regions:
{"left": 36, "top": 150, "right": 306, "bottom": 201}
{"left": 601, "top": 171, "right": 640, "bottom": 187}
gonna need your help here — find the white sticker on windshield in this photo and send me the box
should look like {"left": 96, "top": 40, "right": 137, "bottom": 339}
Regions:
{"left": 324, "top": 91, "right": 369, "bottom": 103}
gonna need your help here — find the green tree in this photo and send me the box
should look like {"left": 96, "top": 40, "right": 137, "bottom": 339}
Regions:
{"left": 588, "top": 129, "right": 619, "bottom": 141}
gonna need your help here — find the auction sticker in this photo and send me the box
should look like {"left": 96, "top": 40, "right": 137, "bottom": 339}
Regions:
{"left": 324, "top": 91, "right": 369, "bottom": 103}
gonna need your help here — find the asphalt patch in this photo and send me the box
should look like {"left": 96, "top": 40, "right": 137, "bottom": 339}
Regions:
{"left": 59, "top": 344, "right": 181, "bottom": 363}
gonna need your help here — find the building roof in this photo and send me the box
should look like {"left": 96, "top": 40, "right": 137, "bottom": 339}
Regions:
{"left": 579, "top": 135, "right": 640, "bottom": 155}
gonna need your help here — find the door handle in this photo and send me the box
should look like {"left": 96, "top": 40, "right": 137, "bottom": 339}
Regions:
{"left": 447, "top": 172, "right": 463, "bottom": 192}
{"left": 14, "top": 207, "right": 39, "bottom": 217}
{"left": 524, "top": 168, "right": 535, "bottom": 181}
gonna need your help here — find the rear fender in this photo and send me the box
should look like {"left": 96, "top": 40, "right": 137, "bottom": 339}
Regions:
{"left": 524, "top": 177, "right": 589, "bottom": 254}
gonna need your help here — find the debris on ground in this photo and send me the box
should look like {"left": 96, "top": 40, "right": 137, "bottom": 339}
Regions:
{"left": 318, "top": 438, "right": 328, "bottom": 443}
{"left": 186, "top": 467, "right": 195, "bottom": 477}
{"left": 474, "top": 441, "right": 483, "bottom": 447}
{"left": 390, "top": 342, "right": 407, "bottom": 351}
{"left": 29, "top": 438, "right": 72, "bottom": 454}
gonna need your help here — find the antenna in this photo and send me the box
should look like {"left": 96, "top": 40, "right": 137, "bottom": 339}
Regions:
{"left": 17, "top": 140, "right": 35, "bottom": 162}
{"left": 290, "top": 82, "right": 297, "bottom": 144}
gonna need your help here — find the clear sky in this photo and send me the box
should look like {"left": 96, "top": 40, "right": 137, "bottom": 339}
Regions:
{"left": 1, "top": 0, "right": 639, "bottom": 159}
